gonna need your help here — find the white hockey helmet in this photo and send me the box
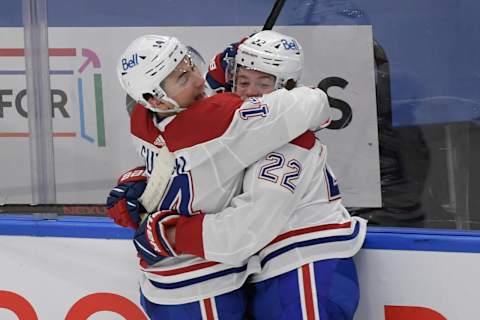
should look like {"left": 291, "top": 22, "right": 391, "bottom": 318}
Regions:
{"left": 232, "top": 30, "right": 304, "bottom": 90}
{"left": 117, "top": 34, "right": 190, "bottom": 112}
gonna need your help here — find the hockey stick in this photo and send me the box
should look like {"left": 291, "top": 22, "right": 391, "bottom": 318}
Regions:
{"left": 138, "top": 145, "right": 175, "bottom": 214}
{"left": 263, "top": 0, "right": 287, "bottom": 30}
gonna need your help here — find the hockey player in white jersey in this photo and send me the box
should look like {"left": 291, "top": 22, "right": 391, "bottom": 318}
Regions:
{"left": 108, "top": 33, "right": 335, "bottom": 319}
{"left": 152, "top": 31, "right": 366, "bottom": 320}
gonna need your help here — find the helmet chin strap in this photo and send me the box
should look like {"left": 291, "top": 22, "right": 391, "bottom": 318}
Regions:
{"left": 145, "top": 95, "right": 186, "bottom": 114}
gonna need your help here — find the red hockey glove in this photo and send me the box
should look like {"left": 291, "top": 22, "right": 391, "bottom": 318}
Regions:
{"left": 106, "top": 166, "right": 147, "bottom": 229}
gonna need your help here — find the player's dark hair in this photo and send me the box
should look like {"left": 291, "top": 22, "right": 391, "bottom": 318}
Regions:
{"left": 285, "top": 79, "right": 297, "bottom": 90}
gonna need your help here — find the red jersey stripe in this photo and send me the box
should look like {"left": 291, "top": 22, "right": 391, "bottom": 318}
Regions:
{"left": 146, "top": 261, "right": 219, "bottom": 276}
{"left": 301, "top": 264, "right": 316, "bottom": 320}
{"left": 203, "top": 298, "right": 215, "bottom": 320}
{"left": 268, "top": 222, "right": 352, "bottom": 246}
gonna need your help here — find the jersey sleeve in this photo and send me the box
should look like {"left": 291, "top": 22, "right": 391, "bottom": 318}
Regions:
{"left": 241, "top": 86, "right": 332, "bottom": 133}
{"left": 215, "top": 86, "right": 331, "bottom": 169}
{"left": 205, "top": 37, "right": 248, "bottom": 93}
{"left": 175, "top": 132, "right": 318, "bottom": 265}
{"left": 160, "top": 87, "right": 331, "bottom": 173}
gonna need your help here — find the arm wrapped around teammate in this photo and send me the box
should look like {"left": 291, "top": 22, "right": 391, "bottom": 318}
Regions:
{"left": 133, "top": 210, "right": 182, "bottom": 264}
{"left": 205, "top": 36, "right": 249, "bottom": 93}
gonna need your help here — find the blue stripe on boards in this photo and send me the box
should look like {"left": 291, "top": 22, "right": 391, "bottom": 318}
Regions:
{"left": 2, "top": 215, "right": 480, "bottom": 253}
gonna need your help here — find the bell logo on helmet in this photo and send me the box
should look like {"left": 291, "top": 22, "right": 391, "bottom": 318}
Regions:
{"left": 117, "top": 35, "right": 192, "bottom": 113}
{"left": 121, "top": 53, "right": 139, "bottom": 71}
{"left": 281, "top": 39, "right": 299, "bottom": 51}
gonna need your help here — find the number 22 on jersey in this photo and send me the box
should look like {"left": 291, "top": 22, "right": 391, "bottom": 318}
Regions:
{"left": 258, "top": 152, "right": 302, "bottom": 193}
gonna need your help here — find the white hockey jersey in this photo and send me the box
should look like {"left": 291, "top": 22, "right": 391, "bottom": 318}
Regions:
{"left": 175, "top": 136, "right": 367, "bottom": 282}
{"left": 131, "top": 87, "right": 338, "bottom": 304}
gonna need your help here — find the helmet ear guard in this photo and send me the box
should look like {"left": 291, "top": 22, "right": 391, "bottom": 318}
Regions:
{"left": 233, "top": 30, "right": 304, "bottom": 91}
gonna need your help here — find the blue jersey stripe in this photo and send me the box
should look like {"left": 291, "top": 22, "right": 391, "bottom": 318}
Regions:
{"left": 149, "top": 265, "right": 248, "bottom": 289}
{"left": 260, "top": 222, "right": 361, "bottom": 268}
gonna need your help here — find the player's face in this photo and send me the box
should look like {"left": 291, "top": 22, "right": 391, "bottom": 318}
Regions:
{"left": 234, "top": 67, "right": 276, "bottom": 100}
{"left": 162, "top": 56, "right": 206, "bottom": 108}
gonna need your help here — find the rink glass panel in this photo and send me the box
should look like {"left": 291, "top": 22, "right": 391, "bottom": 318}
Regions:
{"left": 0, "top": 0, "right": 478, "bottom": 230}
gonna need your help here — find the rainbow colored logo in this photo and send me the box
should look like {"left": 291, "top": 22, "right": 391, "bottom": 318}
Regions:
{"left": 0, "top": 48, "right": 106, "bottom": 147}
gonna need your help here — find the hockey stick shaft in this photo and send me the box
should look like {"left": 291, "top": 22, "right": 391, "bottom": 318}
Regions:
{"left": 263, "top": 0, "right": 287, "bottom": 30}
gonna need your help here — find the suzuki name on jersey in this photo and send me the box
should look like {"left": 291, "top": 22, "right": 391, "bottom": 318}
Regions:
{"left": 141, "top": 145, "right": 159, "bottom": 176}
